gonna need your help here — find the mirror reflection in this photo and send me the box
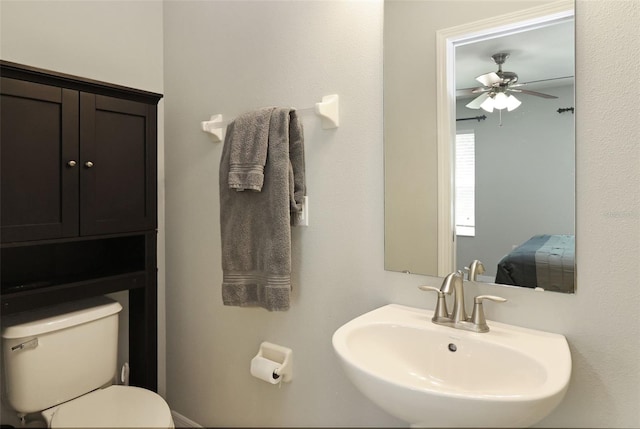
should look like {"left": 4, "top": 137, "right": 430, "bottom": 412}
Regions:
{"left": 454, "top": 19, "right": 575, "bottom": 292}
{"left": 384, "top": 1, "right": 576, "bottom": 293}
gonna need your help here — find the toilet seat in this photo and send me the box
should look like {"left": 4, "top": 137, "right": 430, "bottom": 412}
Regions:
{"left": 43, "top": 385, "right": 173, "bottom": 428}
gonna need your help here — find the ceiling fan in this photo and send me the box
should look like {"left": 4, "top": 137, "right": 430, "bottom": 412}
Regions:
{"left": 464, "top": 52, "right": 558, "bottom": 112}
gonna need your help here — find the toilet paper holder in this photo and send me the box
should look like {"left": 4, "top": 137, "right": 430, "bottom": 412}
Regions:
{"left": 253, "top": 341, "right": 293, "bottom": 383}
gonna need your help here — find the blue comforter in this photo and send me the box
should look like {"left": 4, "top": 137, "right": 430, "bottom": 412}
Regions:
{"left": 495, "top": 234, "right": 575, "bottom": 293}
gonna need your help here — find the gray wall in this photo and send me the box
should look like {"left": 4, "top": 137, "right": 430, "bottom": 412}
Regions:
{"left": 456, "top": 84, "right": 575, "bottom": 278}
{"left": 162, "top": 1, "right": 397, "bottom": 425}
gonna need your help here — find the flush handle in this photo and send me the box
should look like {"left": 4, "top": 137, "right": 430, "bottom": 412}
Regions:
{"left": 11, "top": 338, "right": 38, "bottom": 351}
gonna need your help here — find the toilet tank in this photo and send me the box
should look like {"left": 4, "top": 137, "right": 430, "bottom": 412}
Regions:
{"left": 1, "top": 296, "right": 123, "bottom": 414}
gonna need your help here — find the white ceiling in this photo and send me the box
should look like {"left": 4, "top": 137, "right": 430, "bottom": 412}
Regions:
{"left": 455, "top": 19, "right": 575, "bottom": 97}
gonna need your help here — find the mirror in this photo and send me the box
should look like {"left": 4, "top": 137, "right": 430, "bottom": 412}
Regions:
{"left": 384, "top": 0, "right": 576, "bottom": 293}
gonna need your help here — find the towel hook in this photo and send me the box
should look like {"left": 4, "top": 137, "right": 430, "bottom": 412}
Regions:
{"left": 315, "top": 94, "right": 339, "bottom": 129}
{"left": 201, "top": 114, "right": 225, "bottom": 142}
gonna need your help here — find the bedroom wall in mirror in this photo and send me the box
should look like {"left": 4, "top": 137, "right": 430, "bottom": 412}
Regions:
{"left": 384, "top": 0, "right": 576, "bottom": 293}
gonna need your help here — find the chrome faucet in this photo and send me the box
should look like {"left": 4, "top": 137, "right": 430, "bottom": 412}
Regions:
{"left": 439, "top": 270, "right": 468, "bottom": 323}
{"left": 465, "top": 260, "right": 485, "bottom": 281}
{"left": 419, "top": 270, "right": 506, "bottom": 333}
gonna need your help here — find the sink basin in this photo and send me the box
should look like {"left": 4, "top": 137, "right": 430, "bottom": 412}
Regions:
{"left": 332, "top": 304, "right": 571, "bottom": 427}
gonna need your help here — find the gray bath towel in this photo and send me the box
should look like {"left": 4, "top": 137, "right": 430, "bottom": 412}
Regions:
{"left": 220, "top": 107, "right": 306, "bottom": 311}
{"left": 227, "top": 107, "right": 274, "bottom": 191}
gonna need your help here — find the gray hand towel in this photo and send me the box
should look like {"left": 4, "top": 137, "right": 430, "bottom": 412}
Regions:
{"left": 220, "top": 107, "right": 306, "bottom": 311}
{"left": 227, "top": 107, "right": 275, "bottom": 191}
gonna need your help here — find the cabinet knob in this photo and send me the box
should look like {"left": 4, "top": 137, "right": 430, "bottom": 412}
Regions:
{"left": 84, "top": 161, "right": 94, "bottom": 168}
{"left": 67, "top": 160, "right": 77, "bottom": 167}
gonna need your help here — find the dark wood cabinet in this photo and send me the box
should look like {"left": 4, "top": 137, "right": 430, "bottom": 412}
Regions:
{"left": 80, "top": 93, "right": 157, "bottom": 236}
{"left": 0, "top": 61, "right": 162, "bottom": 391}
{"left": 1, "top": 77, "right": 157, "bottom": 242}
{"left": 1, "top": 78, "right": 80, "bottom": 242}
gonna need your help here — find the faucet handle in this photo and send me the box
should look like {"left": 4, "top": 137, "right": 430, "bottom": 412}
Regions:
{"left": 474, "top": 295, "right": 506, "bottom": 303}
{"left": 470, "top": 295, "right": 507, "bottom": 332}
{"left": 418, "top": 286, "right": 450, "bottom": 321}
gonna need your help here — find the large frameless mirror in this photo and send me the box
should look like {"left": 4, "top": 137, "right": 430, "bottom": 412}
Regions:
{"left": 384, "top": 0, "right": 576, "bottom": 293}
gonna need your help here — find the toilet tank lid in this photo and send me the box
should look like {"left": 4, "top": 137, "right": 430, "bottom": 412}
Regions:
{"left": 2, "top": 296, "right": 122, "bottom": 339}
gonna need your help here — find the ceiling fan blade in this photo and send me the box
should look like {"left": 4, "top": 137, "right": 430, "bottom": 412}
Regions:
{"left": 475, "top": 72, "right": 501, "bottom": 87}
{"left": 456, "top": 87, "right": 478, "bottom": 97}
{"left": 456, "top": 87, "right": 489, "bottom": 98}
{"left": 507, "top": 76, "right": 574, "bottom": 90}
{"left": 465, "top": 93, "right": 490, "bottom": 109}
{"left": 471, "top": 87, "right": 490, "bottom": 94}
{"left": 512, "top": 88, "right": 558, "bottom": 99}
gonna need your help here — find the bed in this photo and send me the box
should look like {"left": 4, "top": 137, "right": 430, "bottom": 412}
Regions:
{"left": 495, "top": 234, "right": 575, "bottom": 293}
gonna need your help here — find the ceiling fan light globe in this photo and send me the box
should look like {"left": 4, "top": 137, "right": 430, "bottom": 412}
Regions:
{"left": 506, "top": 95, "right": 522, "bottom": 111}
{"left": 493, "top": 92, "right": 509, "bottom": 110}
{"left": 480, "top": 97, "right": 495, "bottom": 112}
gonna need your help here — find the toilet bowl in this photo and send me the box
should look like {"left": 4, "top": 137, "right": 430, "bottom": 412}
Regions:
{"left": 1, "top": 296, "right": 174, "bottom": 428}
{"left": 41, "top": 385, "right": 173, "bottom": 428}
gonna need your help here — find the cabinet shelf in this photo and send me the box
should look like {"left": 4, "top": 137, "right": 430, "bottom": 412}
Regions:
{"left": 2, "top": 269, "right": 147, "bottom": 295}
{"left": 0, "top": 234, "right": 149, "bottom": 314}
{"left": 1, "top": 272, "right": 146, "bottom": 315}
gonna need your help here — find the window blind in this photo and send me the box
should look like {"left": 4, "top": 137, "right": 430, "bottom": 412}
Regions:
{"left": 455, "top": 131, "right": 475, "bottom": 236}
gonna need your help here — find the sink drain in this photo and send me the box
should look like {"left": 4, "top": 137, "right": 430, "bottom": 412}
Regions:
{"left": 448, "top": 343, "right": 457, "bottom": 352}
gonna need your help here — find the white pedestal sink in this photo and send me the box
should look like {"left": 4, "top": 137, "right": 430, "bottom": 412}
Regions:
{"left": 332, "top": 304, "right": 571, "bottom": 428}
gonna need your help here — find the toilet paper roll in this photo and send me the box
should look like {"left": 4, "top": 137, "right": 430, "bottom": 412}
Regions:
{"left": 250, "top": 356, "right": 281, "bottom": 384}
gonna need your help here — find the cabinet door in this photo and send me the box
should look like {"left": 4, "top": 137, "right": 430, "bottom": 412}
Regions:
{"left": 0, "top": 78, "right": 79, "bottom": 242}
{"left": 80, "top": 94, "right": 157, "bottom": 236}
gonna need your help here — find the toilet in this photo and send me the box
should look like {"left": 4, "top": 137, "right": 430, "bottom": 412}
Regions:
{"left": 1, "top": 296, "right": 174, "bottom": 428}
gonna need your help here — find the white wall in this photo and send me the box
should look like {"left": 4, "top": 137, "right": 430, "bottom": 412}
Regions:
{"left": 0, "top": 0, "right": 167, "bottom": 397}
{"left": 164, "top": 1, "right": 639, "bottom": 427}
